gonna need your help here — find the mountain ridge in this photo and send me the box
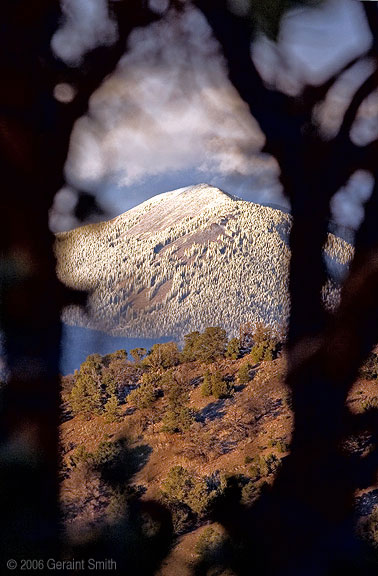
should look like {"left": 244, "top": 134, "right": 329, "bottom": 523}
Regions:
{"left": 55, "top": 184, "right": 354, "bottom": 339}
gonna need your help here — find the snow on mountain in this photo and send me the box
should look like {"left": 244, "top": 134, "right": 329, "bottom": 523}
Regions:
{"left": 55, "top": 184, "right": 354, "bottom": 339}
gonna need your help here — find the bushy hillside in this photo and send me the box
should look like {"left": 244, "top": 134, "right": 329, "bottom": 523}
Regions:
{"left": 55, "top": 184, "right": 353, "bottom": 339}
{"left": 60, "top": 333, "right": 378, "bottom": 575}
{"left": 59, "top": 329, "right": 290, "bottom": 552}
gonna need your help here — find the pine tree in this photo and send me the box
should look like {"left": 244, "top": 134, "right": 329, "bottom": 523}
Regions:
{"left": 69, "top": 377, "right": 88, "bottom": 416}
{"left": 249, "top": 343, "right": 266, "bottom": 364}
{"left": 182, "top": 331, "right": 201, "bottom": 362}
{"left": 197, "top": 327, "right": 227, "bottom": 364}
{"left": 102, "top": 370, "right": 117, "bottom": 397}
{"left": 103, "top": 349, "right": 127, "bottom": 365}
{"left": 161, "top": 466, "right": 211, "bottom": 517}
{"left": 163, "top": 382, "right": 193, "bottom": 433}
{"left": 182, "top": 327, "right": 227, "bottom": 364}
{"left": 249, "top": 323, "right": 280, "bottom": 363}
{"left": 130, "top": 347, "right": 147, "bottom": 364}
{"left": 128, "top": 381, "right": 158, "bottom": 410}
{"left": 104, "top": 394, "right": 121, "bottom": 423}
{"left": 238, "top": 362, "right": 251, "bottom": 384}
{"left": 211, "top": 370, "right": 230, "bottom": 399}
{"left": 143, "top": 342, "right": 180, "bottom": 369}
{"left": 69, "top": 354, "right": 103, "bottom": 418}
{"left": 226, "top": 337, "right": 240, "bottom": 359}
{"left": 201, "top": 370, "right": 212, "bottom": 397}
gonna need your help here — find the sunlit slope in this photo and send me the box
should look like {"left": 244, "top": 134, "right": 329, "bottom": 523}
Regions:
{"left": 55, "top": 184, "right": 353, "bottom": 338}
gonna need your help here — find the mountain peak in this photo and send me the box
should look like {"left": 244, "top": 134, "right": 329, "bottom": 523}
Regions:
{"left": 134, "top": 183, "right": 239, "bottom": 210}
{"left": 170, "top": 183, "right": 240, "bottom": 202}
{"left": 111, "top": 183, "right": 238, "bottom": 237}
{"left": 56, "top": 183, "right": 353, "bottom": 340}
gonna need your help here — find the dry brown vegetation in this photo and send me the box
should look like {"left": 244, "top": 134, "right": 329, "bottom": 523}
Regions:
{"left": 59, "top": 347, "right": 378, "bottom": 573}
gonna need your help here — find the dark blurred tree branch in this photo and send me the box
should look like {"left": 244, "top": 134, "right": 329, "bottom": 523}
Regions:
{"left": 194, "top": 0, "right": 378, "bottom": 574}
{"left": 0, "top": 0, "right": 160, "bottom": 566}
{"left": 195, "top": 0, "right": 378, "bottom": 343}
{"left": 2, "top": 0, "right": 378, "bottom": 573}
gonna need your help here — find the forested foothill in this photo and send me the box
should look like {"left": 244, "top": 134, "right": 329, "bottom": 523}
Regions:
{"left": 60, "top": 324, "right": 378, "bottom": 574}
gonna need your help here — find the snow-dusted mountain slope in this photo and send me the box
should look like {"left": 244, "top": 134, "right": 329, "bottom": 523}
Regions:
{"left": 55, "top": 184, "right": 354, "bottom": 338}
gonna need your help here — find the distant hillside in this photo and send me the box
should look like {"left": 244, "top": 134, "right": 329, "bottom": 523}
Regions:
{"left": 55, "top": 184, "right": 353, "bottom": 339}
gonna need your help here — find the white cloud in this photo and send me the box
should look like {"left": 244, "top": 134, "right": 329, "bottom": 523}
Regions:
{"left": 252, "top": 0, "right": 371, "bottom": 94}
{"left": 49, "top": 187, "right": 80, "bottom": 233}
{"left": 330, "top": 170, "right": 374, "bottom": 230}
{"left": 64, "top": 6, "right": 273, "bottom": 203}
{"left": 313, "top": 59, "right": 376, "bottom": 139}
{"left": 51, "top": 0, "right": 117, "bottom": 65}
{"left": 56, "top": 0, "right": 375, "bottom": 230}
{"left": 351, "top": 89, "right": 378, "bottom": 146}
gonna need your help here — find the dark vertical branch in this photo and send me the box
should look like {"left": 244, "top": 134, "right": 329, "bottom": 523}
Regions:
{"left": 0, "top": 2, "right": 62, "bottom": 561}
{"left": 195, "top": 0, "right": 335, "bottom": 344}
{"left": 0, "top": 0, "right": 158, "bottom": 564}
{"left": 192, "top": 2, "right": 378, "bottom": 575}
